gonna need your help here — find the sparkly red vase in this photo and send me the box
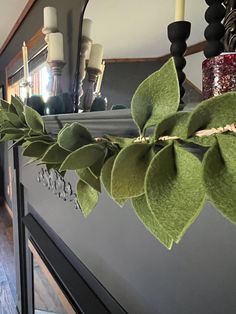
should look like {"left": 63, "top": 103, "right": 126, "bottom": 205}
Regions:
{"left": 202, "top": 53, "right": 236, "bottom": 100}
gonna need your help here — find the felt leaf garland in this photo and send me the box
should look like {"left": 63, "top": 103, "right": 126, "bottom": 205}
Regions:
{"left": 0, "top": 60, "right": 236, "bottom": 250}
{"left": 203, "top": 135, "right": 236, "bottom": 224}
{"left": 132, "top": 195, "right": 173, "bottom": 249}
{"left": 111, "top": 143, "right": 154, "bottom": 199}
{"left": 76, "top": 180, "right": 99, "bottom": 217}
{"left": 131, "top": 58, "right": 180, "bottom": 134}
{"left": 145, "top": 143, "right": 205, "bottom": 242}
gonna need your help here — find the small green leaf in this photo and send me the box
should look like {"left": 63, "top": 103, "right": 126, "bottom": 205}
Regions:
{"left": 4, "top": 112, "right": 24, "bottom": 128}
{"left": 131, "top": 58, "right": 180, "bottom": 134}
{"left": 89, "top": 153, "right": 106, "bottom": 178}
{"left": 0, "top": 128, "right": 27, "bottom": 135}
{"left": 188, "top": 92, "right": 236, "bottom": 138}
{"left": 24, "top": 105, "right": 44, "bottom": 133}
{"left": 60, "top": 143, "right": 105, "bottom": 171}
{"left": 76, "top": 180, "right": 99, "bottom": 217}
{"left": 145, "top": 143, "right": 205, "bottom": 242}
{"left": 132, "top": 195, "right": 173, "bottom": 249}
{"left": 41, "top": 143, "right": 69, "bottom": 164}
{"left": 203, "top": 135, "right": 236, "bottom": 224}
{"left": 11, "top": 95, "right": 26, "bottom": 124}
{"left": 77, "top": 168, "right": 101, "bottom": 192}
{"left": 58, "top": 122, "right": 93, "bottom": 152}
{"left": 155, "top": 112, "right": 190, "bottom": 140}
{"left": 101, "top": 155, "right": 126, "bottom": 207}
{"left": 0, "top": 99, "right": 10, "bottom": 111}
{"left": 23, "top": 141, "right": 51, "bottom": 158}
{"left": 111, "top": 143, "right": 154, "bottom": 199}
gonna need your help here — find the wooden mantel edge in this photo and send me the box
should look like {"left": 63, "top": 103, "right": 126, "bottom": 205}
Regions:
{"left": 0, "top": 0, "right": 38, "bottom": 55}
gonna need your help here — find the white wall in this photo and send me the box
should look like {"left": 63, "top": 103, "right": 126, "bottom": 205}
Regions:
{"left": 185, "top": 51, "right": 206, "bottom": 91}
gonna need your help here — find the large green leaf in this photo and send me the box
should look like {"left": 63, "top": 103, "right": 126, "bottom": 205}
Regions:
{"left": 111, "top": 143, "right": 154, "bottom": 199}
{"left": 203, "top": 135, "right": 236, "bottom": 224}
{"left": 24, "top": 105, "right": 44, "bottom": 133}
{"left": 132, "top": 195, "right": 173, "bottom": 249}
{"left": 41, "top": 143, "right": 69, "bottom": 164}
{"left": 131, "top": 58, "right": 180, "bottom": 134}
{"left": 101, "top": 155, "right": 126, "bottom": 207}
{"left": 58, "top": 122, "right": 93, "bottom": 152}
{"left": 188, "top": 92, "right": 236, "bottom": 137}
{"left": 23, "top": 141, "right": 51, "bottom": 158}
{"left": 76, "top": 180, "right": 99, "bottom": 217}
{"left": 60, "top": 143, "right": 105, "bottom": 171}
{"left": 11, "top": 95, "right": 26, "bottom": 124}
{"left": 105, "top": 135, "right": 134, "bottom": 148}
{"left": 145, "top": 143, "right": 205, "bottom": 242}
{"left": 155, "top": 112, "right": 190, "bottom": 140}
{"left": 77, "top": 168, "right": 101, "bottom": 192}
{"left": 0, "top": 99, "right": 10, "bottom": 111}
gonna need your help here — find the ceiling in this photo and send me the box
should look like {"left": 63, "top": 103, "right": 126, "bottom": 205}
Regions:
{"left": 85, "top": 0, "right": 208, "bottom": 59}
{"left": 0, "top": 0, "right": 28, "bottom": 51}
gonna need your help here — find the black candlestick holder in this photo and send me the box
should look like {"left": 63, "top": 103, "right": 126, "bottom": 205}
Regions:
{"left": 168, "top": 21, "right": 191, "bottom": 110}
{"left": 204, "top": 0, "right": 226, "bottom": 58}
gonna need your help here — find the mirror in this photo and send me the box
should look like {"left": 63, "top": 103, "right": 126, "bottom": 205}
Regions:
{"left": 78, "top": 0, "right": 207, "bottom": 112}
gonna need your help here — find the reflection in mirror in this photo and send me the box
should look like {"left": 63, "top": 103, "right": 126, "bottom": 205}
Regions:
{"left": 79, "top": 0, "right": 206, "bottom": 112}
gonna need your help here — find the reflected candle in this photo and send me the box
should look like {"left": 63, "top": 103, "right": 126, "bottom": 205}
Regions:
{"left": 44, "top": 7, "right": 58, "bottom": 30}
{"left": 88, "top": 44, "right": 104, "bottom": 70}
{"left": 22, "top": 41, "right": 29, "bottom": 81}
{"left": 48, "top": 32, "right": 64, "bottom": 62}
{"left": 82, "top": 19, "right": 93, "bottom": 39}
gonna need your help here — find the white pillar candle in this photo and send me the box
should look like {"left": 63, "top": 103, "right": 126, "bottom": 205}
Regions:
{"left": 48, "top": 32, "right": 64, "bottom": 62}
{"left": 82, "top": 19, "right": 93, "bottom": 39}
{"left": 88, "top": 44, "right": 104, "bottom": 70}
{"left": 175, "top": 0, "right": 185, "bottom": 21}
{"left": 44, "top": 7, "right": 58, "bottom": 30}
{"left": 22, "top": 42, "right": 29, "bottom": 81}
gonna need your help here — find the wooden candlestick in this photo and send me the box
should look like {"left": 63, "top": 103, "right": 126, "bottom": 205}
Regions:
{"left": 48, "top": 60, "right": 65, "bottom": 96}
{"left": 82, "top": 67, "right": 102, "bottom": 112}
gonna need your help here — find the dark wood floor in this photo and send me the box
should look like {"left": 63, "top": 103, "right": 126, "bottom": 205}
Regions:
{"left": 0, "top": 206, "right": 17, "bottom": 313}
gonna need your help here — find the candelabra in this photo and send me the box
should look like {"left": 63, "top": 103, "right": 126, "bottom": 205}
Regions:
{"left": 168, "top": 21, "right": 191, "bottom": 110}
{"left": 204, "top": 0, "right": 226, "bottom": 57}
{"left": 82, "top": 67, "right": 102, "bottom": 112}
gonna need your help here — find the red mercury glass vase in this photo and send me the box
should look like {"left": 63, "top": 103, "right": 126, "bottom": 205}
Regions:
{"left": 202, "top": 53, "right": 236, "bottom": 100}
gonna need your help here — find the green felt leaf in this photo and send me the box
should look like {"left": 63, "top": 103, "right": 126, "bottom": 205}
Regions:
{"left": 203, "top": 135, "right": 236, "bottom": 224}
{"left": 0, "top": 133, "right": 23, "bottom": 142}
{"left": 24, "top": 135, "right": 54, "bottom": 143}
{"left": 41, "top": 143, "right": 69, "bottom": 164}
{"left": 8, "top": 137, "right": 25, "bottom": 150}
{"left": 58, "top": 122, "right": 93, "bottom": 152}
{"left": 89, "top": 152, "right": 106, "bottom": 178}
{"left": 23, "top": 141, "right": 51, "bottom": 158}
{"left": 76, "top": 180, "right": 99, "bottom": 217}
{"left": 0, "top": 99, "right": 10, "bottom": 111}
{"left": 131, "top": 58, "right": 180, "bottom": 134}
{"left": 0, "top": 128, "right": 27, "bottom": 135}
{"left": 188, "top": 92, "right": 236, "bottom": 138}
{"left": 187, "top": 136, "right": 217, "bottom": 147}
{"left": 132, "top": 195, "right": 173, "bottom": 249}
{"left": 105, "top": 135, "right": 134, "bottom": 148}
{"left": 145, "top": 143, "right": 205, "bottom": 242}
{"left": 77, "top": 168, "right": 101, "bottom": 192}
{"left": 11, "top": 95, "right": 26, "bottom": 124}
{"left": 60, "top": 143, "right": 105, "bottom": 171}
{"left": 111, "top": 143, "right": 154, "bottom": 199}
{"left": 155, "top": 112, "right": 190, "bottom": 140}
{"left": 4, "top": 112, "right": 24, "bottom": 128}
{"left": 101, "top": 155, "right": 126, "bottom": 207}
{"left": 24, "top": 105, "right": 44, "bottom": 133}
